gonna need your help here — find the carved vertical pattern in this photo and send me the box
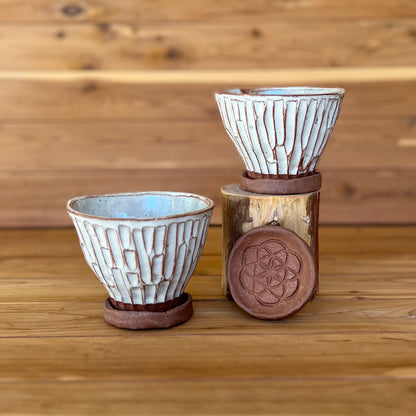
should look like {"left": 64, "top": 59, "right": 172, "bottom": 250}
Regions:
{"left": 69, "top": 214, "right": 211, "bottom": 305}
{"left": 216, "top": 93, "right": 343, "bottom": 176}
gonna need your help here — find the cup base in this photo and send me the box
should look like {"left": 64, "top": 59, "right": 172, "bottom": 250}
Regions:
{"left": 103, "top": 293, "right": 193, "bottom": 330}
{"left": 109, "top": 293, "right": 187, "bottom": 312}
{"left": 240, "top": 171, "right": 322, "bottom": 195}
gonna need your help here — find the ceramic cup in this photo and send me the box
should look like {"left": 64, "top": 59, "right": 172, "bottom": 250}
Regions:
{"left": 67, "top": 191, "right": 214, "bottom": 329}
{"left": 215, "top": 87, "right": 344, "bottom": 179}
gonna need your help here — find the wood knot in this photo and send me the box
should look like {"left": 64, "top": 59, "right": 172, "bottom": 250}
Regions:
{"left": 61, "top": 3, "right": 85, "bottom": 18}
{"left": 408, "top": 117, "right": 416, "bottom": 128}
{"left": 96, "top": 22, "right": 111, "bottom": 34}
{"left": 55, "top": 30, "right": 66, "bottom": 39}
{"left": 408, "top": 309, "right": 416, "bottom": 317}
{"left": 80, "top": 62, "right": 97, "bottom": 70}
{"left": 339, "top": 183, "right": 356, "bottom": 198}
{"left": 82, "top": 82, "right": 98, "bottom": 93}
{"left": 165, "top": 47, "right": 183, "bottom": 60}
{"left": 408, "top": 29, "right": 416, "bottom": 38}
{"left": 251, "top": 28, "right": 262, "bottom": 38}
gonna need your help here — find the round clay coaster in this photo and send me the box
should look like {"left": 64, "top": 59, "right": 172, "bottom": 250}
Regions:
{"left": 227, "top": 226, "right": 316, "bottom": 320}
{"left": 103, "top": 293, "right": 193, "bottom": 330}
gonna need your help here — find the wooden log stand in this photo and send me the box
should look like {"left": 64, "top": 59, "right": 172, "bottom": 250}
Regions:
{"left": 222, "top": 184, "right": 320, "bottom": 300}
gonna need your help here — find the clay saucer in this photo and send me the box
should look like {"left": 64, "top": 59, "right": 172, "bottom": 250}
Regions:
{"left": 103, "top": 293, "right": 193, "bottom": 330}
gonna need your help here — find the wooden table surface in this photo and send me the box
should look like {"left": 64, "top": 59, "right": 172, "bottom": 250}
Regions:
{"left": 1, "top": 226, "right": 416, "bottom": 415}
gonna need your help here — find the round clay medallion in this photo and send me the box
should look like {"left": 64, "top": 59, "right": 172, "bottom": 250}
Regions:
{"left": 227, "top": 226, "right": 316, "bottom": 320}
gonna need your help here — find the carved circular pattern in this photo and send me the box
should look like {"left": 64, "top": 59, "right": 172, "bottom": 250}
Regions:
{"left": 240, "top": 238, "right": 301, "bottom": 306}
{"left": 228, "top": 226, "right": 316, "bottom": 320}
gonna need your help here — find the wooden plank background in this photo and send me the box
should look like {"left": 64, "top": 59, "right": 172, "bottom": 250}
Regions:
{"left": 0, "top": 1, "right": 415, "bottom": 226}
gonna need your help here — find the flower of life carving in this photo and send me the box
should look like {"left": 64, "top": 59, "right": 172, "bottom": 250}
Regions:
{"left": 239, "top": 239, "right": 302, "bottom": 307}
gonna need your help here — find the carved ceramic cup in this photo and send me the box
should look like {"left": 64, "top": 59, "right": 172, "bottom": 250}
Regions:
{"left": 67, "top": 192, "right": 214, "bottom": 329}
{"left": 215, "top": 87, "right": 344, "bottom": 192}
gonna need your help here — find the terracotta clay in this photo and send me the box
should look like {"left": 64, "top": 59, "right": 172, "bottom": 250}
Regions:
{"left": 240, "top": 171, "right": 322, "bottom": 195}
{"left": 103, "top": 293, "right": 193, "bottom": 329}
{"left": 227, "top": 225, "right": 316, "bottom": 320}
{"left": 109, "top": 293, "right": 187, "bottom": 312}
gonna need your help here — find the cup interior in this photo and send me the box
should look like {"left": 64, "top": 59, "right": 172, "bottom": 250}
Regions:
{"left": 223, "top": 87, "right": 345, "bottom": 97}
{"left": 68, "top": 192, "right": 213, "bottom": 220}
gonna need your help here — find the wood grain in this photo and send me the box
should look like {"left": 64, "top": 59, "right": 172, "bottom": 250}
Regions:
{"left": 0, "top": 79, "right": 414, "bottom": 120}
{"left": 0, "top": 20, "right": 415, "bottom": 70}
{"left": 1, "top": 118, "right": 415, "bottom": 171}
{"left": 6, "top": 248, "right": 415, "bottom": 284}
{"left": 0, "top": 226, "right": 416, "bottom": 415}
{"left": 0, "top": 227, "right": 414, "bottom": 300}
{"left": 1, "top": 333, "right": 416, "bottom": 382}
{"left": 2, "top": 0, "right": 416, "bottom": 22}
{"left": 0, "top": 168, "right": 414, "bottom": 227}
{"left": 2, "top": 269, "right": 416, "bottom": 302}
{"left": 0, "top": 77, "right": 414, "bottom": 226}
{"left": 2, "top": 226, "right": 415, "bottom": 259}
{"left": 2, "top": 67, "right": 415, "bottom": 83}
{"left": 1, "top": 379, "right": 415, "bottom": 416}
{"left": 321, "top": 169, "right": 416, "bottom": 224}
{"left": 2, "top": 297, "right": 416, "bottom": 337}
{"left": 0, "top": 121, "right": 241, "bottom": 171}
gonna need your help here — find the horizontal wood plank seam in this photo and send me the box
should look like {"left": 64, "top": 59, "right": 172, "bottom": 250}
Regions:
{"left": 2, "top": 296, "right": 416, "bottom": 303}
{"left": 0, "top": 331, "right": 415, "bottom": 340}
{"left": 0, "top": 116, "right": 409, "bottom": 122}
{"left": 0, "top": 167, "right": 414, "bottom": 175}
{"left": 1, "top": 16, "right": 416, "bottom": 23}
{"left": 0, "top": 375, "right": 413, "bottom": 385}
{"left": 0, "top": 68, "right": 414, "bottom": 83}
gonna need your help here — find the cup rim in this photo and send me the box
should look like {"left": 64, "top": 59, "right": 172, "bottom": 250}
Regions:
{"left": 216, "top": 86, "right": 345, "bottom": 98}
{"left": 67, "top": 191, "right": 215, "bottom": 222}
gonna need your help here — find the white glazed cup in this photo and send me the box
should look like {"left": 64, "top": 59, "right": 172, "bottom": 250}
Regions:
{"left": 215, "top": 87, "right": 344, "bottom": 177}
{"left": 67, "top": 192, "right": 214, "bottom": 308}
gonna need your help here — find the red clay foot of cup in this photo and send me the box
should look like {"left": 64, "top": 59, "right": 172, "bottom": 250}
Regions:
{"left": 240, "top": 171, "right": 322, "bottom": 195}
{"left": 103, "top": 293, "right": 193, "bottom": 329}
